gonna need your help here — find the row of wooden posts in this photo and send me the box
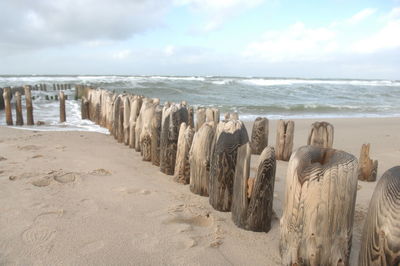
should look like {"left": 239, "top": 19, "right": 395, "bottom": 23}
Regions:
{"left": 79, "top": 87, "right": 397, "bottom": 265}
{"left": 33, "top": 83, "right": 72, "bottom": 91}
{"left": 2, "top": 86, "right": 66, "bottom": 126}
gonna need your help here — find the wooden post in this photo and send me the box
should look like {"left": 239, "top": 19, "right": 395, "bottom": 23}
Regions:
{"left": 358, "top": 166, "right": 400, "bottom": 266}
{"left": 81, "top": 97, "right": 89, "bottom": 120}
{"left": 112, "top": 95, "right": 122, "bottom": 139}
{"left": 358, "top": 143, "right": 378, "bottom": 182}
{"left": 138, "top": 99, "right": 158, "bottom": 161}
{"left": 280, "top": 145, "right": 358, "bottom": 266}
{"left": 224, "top": 112, "right": 239, "bottom": 120}
{"left": 209, "top": 119, "right": 249, "bottom": 212}
{"left": 129, "top": 95, "right": 143, "bottom": 148}
{"left": 123, "top": 96, "right": 131, "bottom": 145}
{"left": 195, "top": 107, "right": 206, "bottom": 131}
{"left": 188, "top": 106, "right": 194, "bottom": 129}
{"left": 275, "top": 120, "right": 294, "bottom": 161}
{"left": 174, "top": 123, "right": 194, "bottom": 184}
{"left": 15, "top": 92, "right": 24, "bottom": 125}
{"left": 232, "top": 145, "right": 276, "bottom": 232}
{"left": 160, "top": 103, "right": 189, "bottom": 175}
{"left": 24, "top": 85, "right": 34, "bottom": 125}
{"left": 151, "top": 105, "right": 162, "bottom": 166}
{"left": 3, "top": 88, "right": 13, "bottom": 125}
{"left": 250, "top": 117, "right": 269, "bottom": 155}
{"left": 189, "top": 122, "right": 216, "bottom": 196}
{"left": 206, "top": 107, "right": 220, "bottom": 123}
{"left": 59, "top": 91, "right": 66, "bottom": 122}
{"left": 307, "top": 121, "right": 334, "bottom": 148}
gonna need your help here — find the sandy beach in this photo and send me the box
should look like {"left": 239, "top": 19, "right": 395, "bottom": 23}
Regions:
{"left": 1, "top": 117, "right": 399, "bottom": 265}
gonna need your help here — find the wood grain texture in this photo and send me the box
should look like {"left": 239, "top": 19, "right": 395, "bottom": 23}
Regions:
{"left": 123, "top": 96, "right": 131, "bottom": 145}
{"left": 307, "top": 121, "right": 334, "bottom": 148}
{"left": 160, "top": 103, "right": 189, "bottom": 175}
{"left": 151, "top": 105, "right": 162, "bottom": 166}
{"left": 275, "top": 120, "right": 294, "bottom": 161}
{"left": 128, "top": 95, "right": 142, "bottom": 148}
{"left": 174, "top": 123, "right": 194, "bottom": 184}
{"left": 358, "top": 143, "right": 378, "bottom": 182}
{"left": 59, "top": 91, "right": 66, "bottom": 123}
{"left": 209, "top": 119, "right": 249, "bottom": 212}
{"left": 280, "top": 145, "right": 358, "bottom": 266}
{"left": 231, "top": 145, "right": 276, "bottom": 232}
{"left": 195, "top": 107, "right": 206, "bottom": 131}
{"left": 250, "top": 117, "right": 269, "bottom": 155}
{"left": 189, "top": 121, "right": 216, "bottom": 196}
{"left": 359, "top": 166, "right": 400, "bottom": 266}
{"left": 117, "top": 95, "right": 125, "bottom": 143}
{"left": 136, "top": 98, "right": 158, "bottom": 160}
{"left": 15, "top": 92, "right": 24, "bottom": 126}
{"left": 3, "top": 88, "right": 13, "bottom": 125}
{"left": 24, "top": 85, "right": 34, "bottom": 125}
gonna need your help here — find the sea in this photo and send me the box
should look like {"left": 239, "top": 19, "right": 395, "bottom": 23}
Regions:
{"left": 0, "top": 75, "right": 399, "bottom": 133}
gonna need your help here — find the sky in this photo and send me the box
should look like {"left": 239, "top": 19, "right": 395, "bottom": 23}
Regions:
{"left": 0, "top": 0, "right": 399, "bottom": 79}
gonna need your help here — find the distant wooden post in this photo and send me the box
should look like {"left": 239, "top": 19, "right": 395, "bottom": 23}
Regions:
{"left": 15, "top": 92, "right": 24, "bottom": 125}
{"left": 3, "top": 88, "right": 13, "bottom": 125}
{"left": 195, "top": 107, "right": 206, "bottom": 131}
{"left": 59, "top": 91, "right": 66, "bottom": 122}
{"left": 307, "top": 121, "right": 334, "bottom": 148}
{"left": 224, "top": 112, "right": 239, "bottom": 120}
{"left": 189, "top": 122, "right": 216, "bottom": 196}
{"left": 81, "top": 97, "right": 89, "bottom": 120}
{"left": 206, "top": 108, "right": 220, "bottom": 124}
{"left": 232, "top": 145, "right": 276, "bottom": 232}
{"left": 123, "top": 96, "right": 130, "bottom": 145}
{"left": 358, "top": 143, "right": 378, "bottom": 182}
{"left": 174, "top": 123, "right": 194, "bottom": 184}
{"left": 209, "top": 120, "right": 249, "bottom": 212}
{"left": 275, "top": 120, "right": 294, "bottom": 161}
{"left": 250, "top": 117, "right": 269, "bottom": 155}
{"left": 151, "top": 106, "right": 162, "bottom": 166}
{"left": 280, "top": 146, "right": 358, "bottom": 266}
{"left": 160, "top": 103, "right": 189, "bottom": 175}
{"left": 24, "top": 86, "right": 34, "bottom": 125}
{"left": 358, "top": 166, "right": 400, "bottom": 266}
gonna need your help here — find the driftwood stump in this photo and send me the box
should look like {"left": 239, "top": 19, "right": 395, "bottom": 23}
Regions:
{"left": 206, "top": 108, "right": 220, "bottom": 123}
{"left": 232, "top": 145, "right": 276, "bottom": 232}
{"left": 189, "top": 122, "right": 215, "bottom": 196}
{"left": 195, "top": 107, "right": 206, "bottom": 131}
{"left": 250, "top": 117, "right": 269, "bottom": 155}
{"left": 307, "top": 121, "right": 334, "bottom": 148}
{"left": 358, "top": 143, "right": 378, "bottom": 182}
{"left": 15, "top": 92, "right": 24, "bottom": 126}
{"left": 160, "top": 103, "right": 189, "bottom": 175}
{"left": 358, "top": 166, "right": 400, "bottom": 266}
{"left": 174, "top": 123, "right": 194, "bottom": 184}
{"left": 209, "top": 120, "right": 249, "bottom": 212}
{"left": 59, "top": 91, "right": 66, "bottom": 122}
{"left": 151, "top": 105, "right": 162, "bottom": 166}
{"left": 275, "top": 120, "right": 294, "bottom": 161}
{"left": 123, "top": 96, "right": 131, "bottom": 145}
{"left": 280, "top": 145, "right": 358, "bottom": 266}
{"left": 24, "top": 86, "right": 34, "bottom": 125}
{"left": 3, "top": 88, "right": 13, "bottom": 125}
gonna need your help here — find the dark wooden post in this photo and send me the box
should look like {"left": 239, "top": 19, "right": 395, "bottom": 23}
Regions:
{"left": 59, "top": 91, "right": 66, "bottom": 122}
{"left": 15, "top": 92, "right": 24, "bottom": 125}
{"left": 250, "top": 117, "right": 269, "bottom": 155}
{"left": 3, "top": 88, "right": 13, "bottom": 125}
{"left": 359, "top": 166, "right": 400, "bottom": 266}
{"left": 307, "top": 121, "right": 334, "bottom": 148}
{"left": 358, "top": 143, "right": 378, "bottom": 182}
{"left": 151, "top": 105, "right": 162, "bottom": 166}
{"left": 24, "top": 85, "right": 34, "bottom": 125}
{"left": 275, "top": 120, "right": 294, "bottom": 161}
{"left": 81, "top": 97, "right": 89, "bottom": 120}
{"left": 280, "top": 146, "right": 358, "bottom": 266}
{"left": 209, "top": 120, "right": 249, "bottom": 212}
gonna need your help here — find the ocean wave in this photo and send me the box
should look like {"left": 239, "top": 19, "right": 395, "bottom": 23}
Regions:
{"left": 238, "top": 78, "right": 400, "bottom": 87}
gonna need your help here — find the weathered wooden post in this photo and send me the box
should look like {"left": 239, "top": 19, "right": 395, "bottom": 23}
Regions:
{"left": 307, "top": 121, "right": 334, "bottom": 148}
{"left": 3, "top": 88, "right": 13, "bottom": 125}
{"left": 151, "top": 105, "right": 162, "bottom": 166}
{"left": 174, "top": 123, "right": 194, "bottom": 184}
{"left": 123, "top": 96, "right": 131, "bottom": 145}
{"left": 250, "top": 117, "right": 269, "bottom": 155}
{"left": 188, "top": 106, "right": 194, "bottom": 129}
{"left": 358, "top": 143, "right": 378, "bottom": 182}
{"left": 59, "top": 91, "right": 66, "bottom": 122}
{"left": 224, "top": 112, "right": 239, "bottom": 120}
{"left": 206, "top": 108, "right": 220, "bottom": 123}
{"left": 195, "top": 107, "right": 206, "bottom": 131}
{"left": 232, "top": 145, "right": 276, "bottom": 232}
{"left": 358, "top": 166, "right": 400, "bottom": 266}
{"left": 189, "top": 122, "right": 216, "bottom": 196}
{"left": 280, "top": 145, "right": 358, "bottom": 266}
{"left": 128, "top": 95, "right": 142, "bottom": 148}
{"left": 24, "top": 85, "right": 34, "bottom": 126}
{"left": 275, "top": 120, "right": 294, "bottom": 161}
{"left": 137, "top": 99, "right": 159, "bottom": 161}
{"left": 209, "top": 119, "right": 249, "bottom": 212}
{"left": 160, "top": 103, "right": 189, "bottom": 175}
{"left": 15, "top": 92, "right": 24, "bottom": 125}
{"left": 81, "top": 97, "right": 89, "bottom": 120}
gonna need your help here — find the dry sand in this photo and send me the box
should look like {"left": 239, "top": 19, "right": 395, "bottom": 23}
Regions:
{"left": 1, "top": 117, "right": 399, "bottom": 265}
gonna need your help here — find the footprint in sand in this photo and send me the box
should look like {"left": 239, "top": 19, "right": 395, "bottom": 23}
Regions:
{"left": 90, "top": 169, "right": 112, "bottom": 176}
{"left": 31, "top": 177, "right": 52, "bottom": 187}
{"left": 0, "top": 156, "right": 7, "bottom": 161}
{"left": 79, "top": 240, "right": 105, "bottom": 255}
{"left": 18, "top": 145, "right": 42, "bottom": 151}
{"left": 53, "top": 173, "right": 77, "bottom": 184}
{"left": 163, "top": 214, "right": 213, "bottom": 228}
{"left": 21, "top": 226, "right": 56, "bottom": 245}
{"left": 34, "top": 209, "right": 64, "bottom": 224}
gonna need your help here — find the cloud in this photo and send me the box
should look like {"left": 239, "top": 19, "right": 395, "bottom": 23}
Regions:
{"left": 0, "top": 0, "right": 171, "bottom": 52}
{"left": 243, "top": 22, "right": 337, "bottom": 62}
{"left": 347, "top": 8, "right": 376, "bottom": 24}
{"left": 175, "top": 0, "right": 264, "bottom": 32}
{"left": 112, "top": 49, "right": 132, "bottom": 60}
